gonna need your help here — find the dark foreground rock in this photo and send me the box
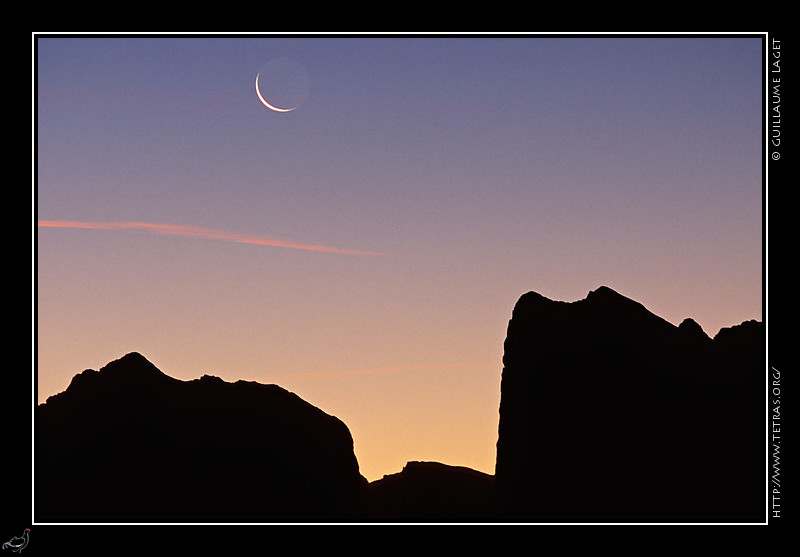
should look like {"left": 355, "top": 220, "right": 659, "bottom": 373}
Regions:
{"left": 366, "top": 461, "right": 495, "bottom": 522}
{"left": 35, "top": 352, "right": 367, "bottom": 523}
{"left": 495, "top": 286, "right": 764, "bottom": 522}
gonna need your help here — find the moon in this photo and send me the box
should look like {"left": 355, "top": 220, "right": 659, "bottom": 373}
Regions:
{"left": 254, "top": 58, "right": 310, "bottom": 113}
{"left": 255, "top": 73, "right": 295, "bottom": 112}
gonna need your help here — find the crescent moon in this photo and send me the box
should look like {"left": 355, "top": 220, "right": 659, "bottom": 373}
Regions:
{"left": 255, "top": 73, "right": 296, "bottom": 113}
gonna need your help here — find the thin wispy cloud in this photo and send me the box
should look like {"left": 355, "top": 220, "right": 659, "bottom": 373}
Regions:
{"left": 37, "top": 220, "right": 389, "bottom": 256}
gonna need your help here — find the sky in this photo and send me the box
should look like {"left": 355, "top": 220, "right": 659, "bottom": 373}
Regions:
{"left": 35, "top": 34, "right": 764, "bottom": 482}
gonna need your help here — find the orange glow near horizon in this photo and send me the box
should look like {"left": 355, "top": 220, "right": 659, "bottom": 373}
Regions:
{"left": 274, "top": 361, "right": 497, "bottom": 382}
{"left": 37, "top": 220, "right": 389, "bottom": 257}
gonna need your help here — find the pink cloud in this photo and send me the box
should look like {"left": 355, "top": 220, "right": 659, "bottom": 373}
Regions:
{"left": 37, "top": 220, "right": 388, "bottom": 256}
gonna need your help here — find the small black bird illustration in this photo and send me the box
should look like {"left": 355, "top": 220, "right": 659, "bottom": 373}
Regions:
{"left": 2, "top": 529, "right": 29, "bottom": 553}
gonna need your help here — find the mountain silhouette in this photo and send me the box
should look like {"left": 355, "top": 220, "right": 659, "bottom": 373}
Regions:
{"left": 365, "top": 461, "right": 495, "bottom": 522}
{"left": 35, "top": 352, "right": 367, "bottom": 523}
{"left": 495, "top": 286, "right": 764, "bottom": 522}
{"left": 35, "top": 286, "right": 764, "bottom": 523}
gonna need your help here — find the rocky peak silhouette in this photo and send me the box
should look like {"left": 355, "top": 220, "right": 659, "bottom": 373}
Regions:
{"left": 35, "top": 353, "right": 367, "bottom": 523}
{"left": 678, "top": 317, "right": 710, "bottom": 340}
{"left": 496, "top": 286, "right": 764, "bottom": 522}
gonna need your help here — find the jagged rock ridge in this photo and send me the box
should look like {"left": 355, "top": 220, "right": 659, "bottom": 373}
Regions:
{"left": 495, "top": 286, "right": 764, "bottom": 522}
{"left": 35, "top": 352, "right": 368, "bottom": 523}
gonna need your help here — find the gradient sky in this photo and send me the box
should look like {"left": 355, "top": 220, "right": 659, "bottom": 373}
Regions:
{"left": 35, "top": 34, "right": 764, "bottom": 482}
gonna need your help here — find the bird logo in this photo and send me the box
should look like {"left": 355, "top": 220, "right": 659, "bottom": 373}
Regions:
{"left": 2, "top": 529, "right": 29, "bottom": 553}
